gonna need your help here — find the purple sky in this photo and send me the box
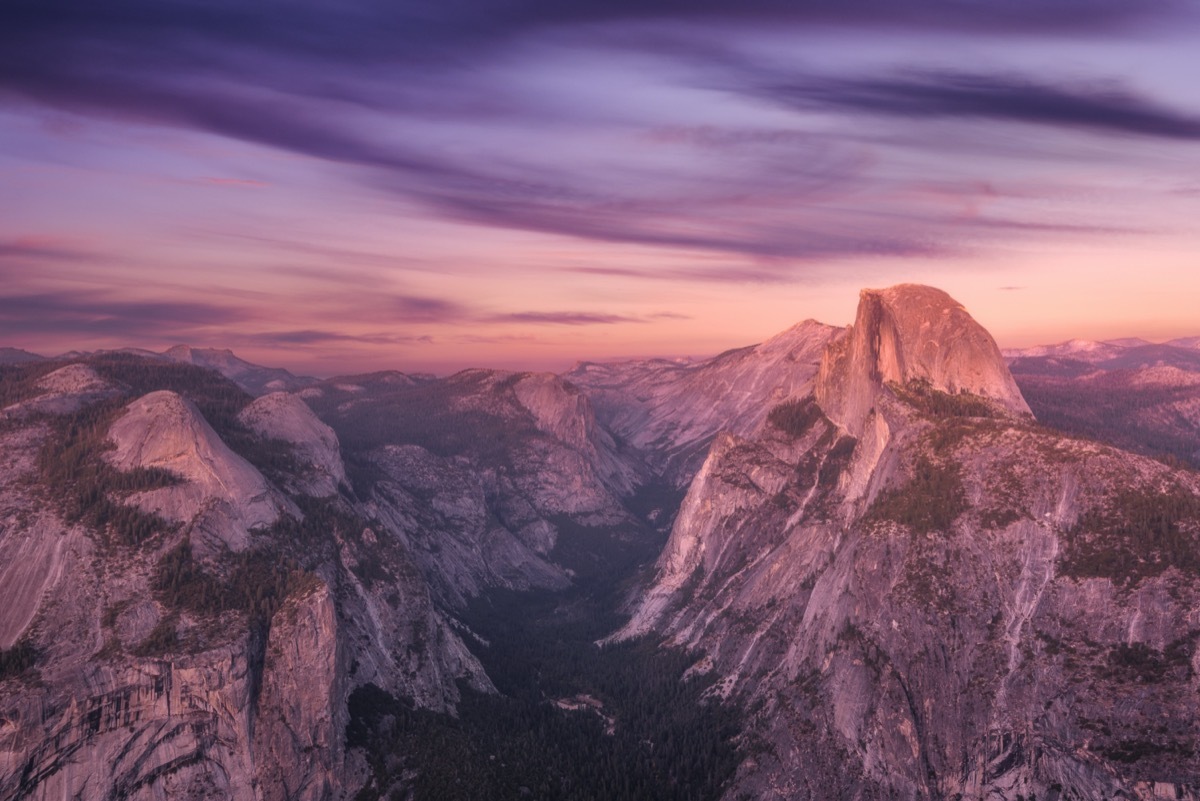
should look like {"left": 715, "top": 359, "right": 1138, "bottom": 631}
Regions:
{"left": 3, "top": 0, "right": 1200, "bottom": 374}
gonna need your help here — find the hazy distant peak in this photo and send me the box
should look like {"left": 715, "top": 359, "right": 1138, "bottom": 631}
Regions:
{"left": 0, "top": 347, "right": 44, "bottom": 364}
{"left": 160, "top": 343, "right": 316, "bottom": 396}
{"left": 1167, "top": 335, "right": 1200, "bottom": 350}
{"left": 164, "top": 344, "right": 240, "bottom": 366}
{"left": 1003, "top": 338, "right": 1127, "bottom": 360}
{"left": 817, "top": 283, "right": 1030, "bottom": 436}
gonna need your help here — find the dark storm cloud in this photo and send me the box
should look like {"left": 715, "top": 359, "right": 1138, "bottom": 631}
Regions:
{"left": 0, "top": 292, "right": 248, "bottom": 337}
{"left": 755, "top": 70, "right": 1200, "bottom": 140}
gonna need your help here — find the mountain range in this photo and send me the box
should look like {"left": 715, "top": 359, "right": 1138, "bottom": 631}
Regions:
{"left": 3, "top": 286, "right": 1200, "bottom": 800}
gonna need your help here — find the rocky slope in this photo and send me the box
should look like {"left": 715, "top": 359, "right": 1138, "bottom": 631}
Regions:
{"left": 304, "top": 368, "right": 648, "bottom": 607}
{"left": 0, "top": 355, "right": 497, "bottom": 800}
{"left": 567, "top": 319, "right": 840, "bottom": 485}
{"left": 108, "top": 389, "right": 291, "bottom": 553}
{"left": 618, "top": 285, "right": 1200, "bottom": 800}
{"left": 238, "top": 392, "right": 348, "bottom": 497}
{"left": 0, "top": 348, "right": 663, "bottom": 799}
{"left": 7, "top": 291, "right": 1200, "bottom": 800}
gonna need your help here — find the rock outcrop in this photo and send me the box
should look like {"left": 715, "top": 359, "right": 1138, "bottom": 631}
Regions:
{"left": 108, "top": 390, "right": 287, "bottom": 552}
{"left": 618, "top": 284, "right": 1200, "bottom": 800}
{"left": 816, "top": 284, "right": 1030, "bottom": 436}
{"left": 239, "top": 392, "right": 347, "bottom": 497}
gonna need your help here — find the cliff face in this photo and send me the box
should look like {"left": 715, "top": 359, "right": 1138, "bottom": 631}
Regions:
{"left": 1, "top": 352, "right": 647, "bottom": 800}
{"left": 0, "top": 360, "right": 493, "bottom": 800}
{"left": 8, "top": 287, "right": 1200, "bottom": 800}
{"left": 816, "top": 284, "right": 1030, "bottom": 436}
{"left": 620, "top": 285, "right": 1200, "bottom": 800}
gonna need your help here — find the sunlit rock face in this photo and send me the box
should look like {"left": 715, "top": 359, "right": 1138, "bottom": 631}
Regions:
{"left": 619, "top": 285, "right": 1200, "bottom": 801}
{"left": 0, "top": 375, "right": 492, "bottom": 800}
{"left": 6, "top": 286, "right": 1200, "bottom": 801}
{"left": 817, "top": 284, "right": 1030, "bottom": 436}
{"left": 107, "top": 389, "right": 288, "bottom": 552}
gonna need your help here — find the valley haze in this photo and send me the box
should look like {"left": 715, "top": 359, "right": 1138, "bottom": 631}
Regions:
{"left": 4, "top": 0, "right": 1200, "bottom": 797}
{"left": 4, "top": 283, "right": 1200, "bottom": 800}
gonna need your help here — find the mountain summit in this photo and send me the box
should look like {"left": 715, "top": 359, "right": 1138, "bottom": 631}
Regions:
{"left": 817, "top": 284, "right": 1030, "bottom": 436}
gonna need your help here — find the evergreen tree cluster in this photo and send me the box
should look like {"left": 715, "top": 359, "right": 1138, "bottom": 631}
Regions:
{"left": 37, "top": 400, "right": 179, "bottom": 547}
{"left": 891, "top": 379, "right": 997, "bottom": 419}
{"left": 1061, "top": 486, "right": 1200, "bottom": 587}
{"left": 152, "top": 539, "right": 321, "bottom": 626}
{"left": 767, "top": 396, "right": 826, "bottom": 439}
{"left": 0, "top": 639, "right": 37, "bottom": 679}
{"left": 349, "top": 620, "right": 740, "bottom": 801}
{"left": 867, "top": 455, "right": 968, "bottom": 535}
{"left": 0, "top": 361, "right": 62, "bottom": 408}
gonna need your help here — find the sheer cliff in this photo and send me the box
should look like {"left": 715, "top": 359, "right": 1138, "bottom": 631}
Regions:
{"left": 618, "top": 285, "right": 1200, "bottom": 800}
{"left": 0, "top": 354, "right": 643, "bottom": 800}
{"left": 5, "top": 287, "right": 1200, "bottom": 801}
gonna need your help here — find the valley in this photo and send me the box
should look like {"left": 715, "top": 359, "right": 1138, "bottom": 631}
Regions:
{"left": 3, "top": 286, "right": 1200, "bottom": 800}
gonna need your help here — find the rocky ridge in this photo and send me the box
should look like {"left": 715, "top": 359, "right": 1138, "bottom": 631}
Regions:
{"left": 567, "top": 319, "right": 840, "bottom": 485}
{"left": 618, "top": 284, "right": 1200, "bottom": 800}
{"left": 0, "top": 356, "right": 504, "bottom": 799}
{"left": 6, "top": 289, "right": 1200, "bottom": 800}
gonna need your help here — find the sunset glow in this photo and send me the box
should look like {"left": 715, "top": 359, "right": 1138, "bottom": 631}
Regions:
{"left": 3, "top": 1, "right": 1200, "bottom": 374}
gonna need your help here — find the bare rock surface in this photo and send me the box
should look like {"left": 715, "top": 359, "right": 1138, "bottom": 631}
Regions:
{"left": 108, "top": 390, "right": 285, "bottom": 550}
{"left": 2, "top": 363, "right": 120, "bottom": 417}
{"left": 817, "top": 284, "right": 1030, "bottom": 436}
{"left": 568, "top": 319, "right": 840, "bottom": 485}
{"left": 619, "top": 285, "right": 1200, "bottom": 800}
{"left": 0, "top": 379, "right": 492, "bottom": 800}
{"left": 239, "top": 392, "right": 347, "bottom": 496}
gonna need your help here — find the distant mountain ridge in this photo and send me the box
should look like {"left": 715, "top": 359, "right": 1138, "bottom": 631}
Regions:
{"left": 0, "top": 347, "right": 43, "bottom": 364}
{"left": 6, "top": 291, "right": 1200, "bottom": 799}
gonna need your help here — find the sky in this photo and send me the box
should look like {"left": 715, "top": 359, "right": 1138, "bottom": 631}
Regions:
{"left": 3, "top": 0, "right": 1200, "bottom": 376}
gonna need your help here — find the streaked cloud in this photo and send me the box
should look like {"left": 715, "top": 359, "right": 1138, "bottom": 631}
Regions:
{"left": 1, "top": 0, "right": 1198, "bottom": 371}
{"left": 750, "top": 70, "right": 1200, "bottom": 140}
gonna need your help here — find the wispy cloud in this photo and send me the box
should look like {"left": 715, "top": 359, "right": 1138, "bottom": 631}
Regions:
{"left": 751, "top": 69, "right": 1200, "bottom": 140}
{"left": 0, "top": 236, "right": 100, "bottom": 263}
{"left": 0, "top": 291, "right": 248, "bottom": 337}
{"left": 233, "top": 329, "right": 435, "bottom": 346}
{"left": 489, "top": 311, "right": 645, "bottom": 326}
